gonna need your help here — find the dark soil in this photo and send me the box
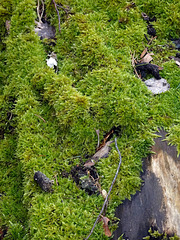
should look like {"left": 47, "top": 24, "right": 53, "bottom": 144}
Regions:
{"left": 136, "top": 62, "right": 161, "bottom": 80}
{"left": 71, "top": 165, "right": 99, "bottom": 195}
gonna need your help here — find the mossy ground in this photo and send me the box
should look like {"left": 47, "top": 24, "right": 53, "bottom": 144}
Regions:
{"left": 0, "top": 0, "right": 180, "bottom": 239}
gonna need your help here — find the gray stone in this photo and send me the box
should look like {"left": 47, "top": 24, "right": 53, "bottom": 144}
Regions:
{"left": 35, "top": 21, "right": 56, "bottom": 39}
{"left": 144, "top": 78, "right": 170, "bottom": 94}
{"left": 34, "top": 171, "right": 54, "bottom": 192}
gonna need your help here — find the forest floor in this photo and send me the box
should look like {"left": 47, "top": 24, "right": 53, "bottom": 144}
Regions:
{"left": 0, "top": 0, "right": 180, "bottom": 239}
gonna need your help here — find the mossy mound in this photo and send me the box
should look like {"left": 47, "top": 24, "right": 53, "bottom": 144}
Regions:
{"left": 0, "top": 0, "right": 180, "bottom": 239}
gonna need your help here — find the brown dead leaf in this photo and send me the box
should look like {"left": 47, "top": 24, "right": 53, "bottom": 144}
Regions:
{"left": 100, "top": 216, "right": 112, "bottom": 237}
{"left": 96, "top": 129, "right": 114, "bottom": 151}
{"left": 140, "top": 52, "right": 153, "bottom": 63}
{"left": 158, "top": 66, "right": 163, "bottom": 70}
{"left": 84, "top": 160, "right": 95, "bottom": 167}
{"left": 92, "top": 141, "right": 113, "bottom": 162}
{"left": 148, "top": 36, "right": 157, "bottom": 45}
{"left": 130, "top": 50, "right": 141, "bottom": 79}
{"left": 140, "top": 48, "right": 148, "bottom": 58}
{"left": 131, "top": 57, "right": 135, "bottom": 67}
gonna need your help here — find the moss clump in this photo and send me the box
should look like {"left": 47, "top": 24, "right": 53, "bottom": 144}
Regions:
{"left": 143, "top": 227, "right": 179, "bottom": 240}
{"left": 0, "top": 0, "right": 180, "bottom": 239}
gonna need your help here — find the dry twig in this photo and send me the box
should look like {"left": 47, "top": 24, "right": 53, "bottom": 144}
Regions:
{"left": 148, "top": 36, "right": 157, "bottom": 45}
{"left": 56, "top": 4, "right": 70, "bottom": 14}
{"left": 34, "top": 114, "right": 46, "bottom": 122}
{"left": 54, "top": 174, "right": 59, "bottom": 186}
{"left": 130, "top": 50, "right": 141, "bottom": 79}
{"left": 95, "top": 129, "right": 100, "bottom": 148}
{"left": 85, "top": 138, "right": 122, "bottom": 240}
{"left": 8, "top": 112, "right": 13, "bottom": 121}
{"left": 37, "top": 0, "right": 44, "bottom": 23}
{"left": 52, "top": 0, "right": 61, "bottom": 33}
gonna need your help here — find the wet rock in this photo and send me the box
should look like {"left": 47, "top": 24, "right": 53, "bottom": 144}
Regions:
{"left": 34, "top": 171, "right": 54, "bottom": 192}
{"left": 145, "top": 78, "right": 170, "bottom": 94}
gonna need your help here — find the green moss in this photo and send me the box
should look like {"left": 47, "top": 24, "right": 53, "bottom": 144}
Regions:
{"left": 166, "top": 122, "right": 180, "bottom": 155}
{"left": 0, "top": 135, "right": 28, "bottom": 239}
{"left": 0, "top": 0, "right": 180, "bottom": 239}
{"left": 137, "top": 0, "right": 180, "bottom": 38}
{"left": 143, "top": 228, "right": 179, "bottom": 240}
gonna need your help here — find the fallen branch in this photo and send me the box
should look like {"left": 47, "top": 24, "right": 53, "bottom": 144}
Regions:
{"left": 52, "top": 0, "right": 61, "bottom": 33}
{"left": 85, "top": 138, "right": 122, "bottom": 240}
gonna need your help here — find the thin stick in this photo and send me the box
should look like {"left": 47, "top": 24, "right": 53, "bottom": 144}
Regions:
{"left": 54, "top": 174, "right": 59, "bottom": 186}
{"left": 40, "top": 0, "right": 45, "bottom": 21}
{"left": 130, "top": 50, "right": 141, "bottom": 79}
{"left": 52, "top": 0, "right": 61, "bottom": 33}
{"left": 37, "top": 0, "right": 42, "bottom": 23}
{"left": 56, "top": 4, "right": 69, "bottom": 14}
{"left": 95, "top": 129, "right": 100, "bottom": 148}
{"left": 85, "top": 138, "right": 122, "bottom": 240}
{"left": 8, "top": 112, "right": 13, "bottom": 121}
{"left": 34, "top": 114, "right": 46, "bottom": 122}
{"left": 148, "top": 36, "right": 157, "bottom": 45}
